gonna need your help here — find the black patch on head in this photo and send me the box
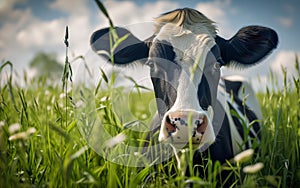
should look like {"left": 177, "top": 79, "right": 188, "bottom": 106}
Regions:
{"left": 149, "top": 40, "right": 176, "bottom": 63}
{"left": 149, "top": 39, "right": 179, "bottom": 117}
{"left": 210, "top": 45, "right": 220, "bottom": 59}
{"left": 151, "top": 75, "right": 178, "bottom": 117}
{"left": 210, "top": 45, "right": 225, "bottom": 66}
{"left": 197, "top": 46, "right": 221, "bottom": 112}
{"left": 197, "top": 75, "right": 211, "bottom": 111}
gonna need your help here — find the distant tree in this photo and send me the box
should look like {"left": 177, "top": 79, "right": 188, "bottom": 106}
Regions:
{"left": 29, "top": 52, "right": 63, "bottom": 78}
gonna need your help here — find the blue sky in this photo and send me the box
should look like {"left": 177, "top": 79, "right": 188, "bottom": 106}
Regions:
{"left": 0, "top": 0, "right": 299, "bottom": 90}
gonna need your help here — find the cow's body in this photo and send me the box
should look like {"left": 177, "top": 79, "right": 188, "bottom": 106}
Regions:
{"left": 210, "top": 77, "right": 262, "bottom": 162}
{"left": 90, "top": 7, "right": 278, "bottom": 179}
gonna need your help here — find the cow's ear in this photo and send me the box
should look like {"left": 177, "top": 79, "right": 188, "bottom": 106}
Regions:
{"left": 216, "top": 26, "right": 278, "bottom": 67}
{"left": 90, "top": 27, "right": 150, "bottom": 65}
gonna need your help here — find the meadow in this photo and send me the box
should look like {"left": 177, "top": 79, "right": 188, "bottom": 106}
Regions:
{"left": 0, "top": 1, "right": 300, "bottom": 187}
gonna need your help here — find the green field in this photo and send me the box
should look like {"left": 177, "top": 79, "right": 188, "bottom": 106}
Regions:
{"left": 0, "top": 56, "right": 300, "bottom": 187}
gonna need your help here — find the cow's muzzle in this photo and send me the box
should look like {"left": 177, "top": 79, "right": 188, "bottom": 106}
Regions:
{"left": 158, "top": 110, "right": 215, "bottom": 150}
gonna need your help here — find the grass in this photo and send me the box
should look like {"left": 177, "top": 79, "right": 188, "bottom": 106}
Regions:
{"left": 256, "top": 61, "right": 300, "bottom": 187}
{"left": 0, "top": 1, "right": 299, "bottom": 187}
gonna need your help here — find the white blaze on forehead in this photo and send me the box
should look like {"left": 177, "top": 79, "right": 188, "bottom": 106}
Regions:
{"left": 154, "top": 23, "right": 216, "bottom": 59}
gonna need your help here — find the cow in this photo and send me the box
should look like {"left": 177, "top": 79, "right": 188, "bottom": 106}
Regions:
{"left": 90, "top": 7, "right": 278, "bottom": 179}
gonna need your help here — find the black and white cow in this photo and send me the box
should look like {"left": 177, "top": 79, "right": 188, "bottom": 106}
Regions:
{"left": 90, "top": 8, "right": 278, "bottom": 169}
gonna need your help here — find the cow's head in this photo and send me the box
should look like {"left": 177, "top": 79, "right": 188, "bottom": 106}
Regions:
{"left": 90, "top": 8, "right": 278, "bottom": 151}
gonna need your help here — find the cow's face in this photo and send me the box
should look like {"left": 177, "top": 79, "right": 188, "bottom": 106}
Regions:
{"left": 90, "top": 8, "right": 278, "bottom": 151}
{"left": 148, "top": 22, "right": 222, "bottom": 149}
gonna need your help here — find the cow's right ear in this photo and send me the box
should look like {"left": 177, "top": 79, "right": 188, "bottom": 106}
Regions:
{"left": 90, "top": 27, "right": 150, "bottom": 65}
{"left": 216, "top": 26, "right": 278, "bottom": 67}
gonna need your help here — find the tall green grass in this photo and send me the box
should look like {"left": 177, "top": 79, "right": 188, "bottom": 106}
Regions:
{"left": 256, "top": 58, "right": 300, "bottom": 187}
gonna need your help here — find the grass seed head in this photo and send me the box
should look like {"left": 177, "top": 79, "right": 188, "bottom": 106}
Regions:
{"left": 8, "top": 127, "right": 36, "bottom": 141}
{"left": 243, "top": 162, "right": 264, "bottom": 174}
{"left": 8, "top": 132, "right": 27, "bottom": 141}
{"left": 234, "top": 149, "right": 254, "bottom": 163}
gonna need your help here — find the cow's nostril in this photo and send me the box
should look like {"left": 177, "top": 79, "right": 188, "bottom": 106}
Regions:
{"left": 165, "top": 115, "right": 176, "bottom": 133}
{"left": 196, "top": 116, "right": 207, "bottom": 135}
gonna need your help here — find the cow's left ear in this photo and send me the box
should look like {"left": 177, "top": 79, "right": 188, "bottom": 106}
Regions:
{"left": 216, "top": 26, "right": 278, "bottom": 66}
{"left": 90, "top": 27, "right": 150, "bottom": 65}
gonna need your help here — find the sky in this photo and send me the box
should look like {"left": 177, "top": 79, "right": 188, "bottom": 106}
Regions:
{"left": 0, "top": 0, "right": 299, "bottom": 91}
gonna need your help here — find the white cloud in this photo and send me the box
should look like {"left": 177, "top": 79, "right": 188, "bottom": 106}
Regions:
{"left": 0, "top": 0, "right": 92, "bottom": 72}
{"left": 49, "top": 0, "right": 89, "bottom": 15}
{"left": 254, "top": 50, "right": 299, "bottom": 91}
{"left": 16, "top": 19, "right": 65, "bottom": 47}
{"left": 0, "top": 0, "right": 180, "bottom": 72}
{"left": 103, "top": 1, "right": 179, "bottom": 26}
{"left": 95, "top": 0, "right": 178, "bottom": 40}
{"left": 0, "top": 6, "right": 34, "bottom": 70}
{"left": 195, "top": 1, "right": 234, "bottom": 38}
{"left": 221, "top": 50, "right": 299, "bottom": 92}
{"left": 0, "top": 0, "right": 26, "bottom": 19}
{"left": 271, "top": 50, "right": 299, "bottom": 77}
{"left": 242, "top": 50, "right": 300, "bottom": 91}
{"left": 47, "top": 0, "right": 92, "bottom": 60}
{"left": 0, "top": 8, "right": 32, "bottom": 48}
{"left": 196, "top": 2, "right": 226, "bottom": 23}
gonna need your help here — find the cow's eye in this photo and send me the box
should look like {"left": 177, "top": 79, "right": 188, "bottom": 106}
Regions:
{"left": 146, "top": 60, "right": 155, "bottom": 69}
{"left": 214, "top": 62, "right": 221, "bottom": 70}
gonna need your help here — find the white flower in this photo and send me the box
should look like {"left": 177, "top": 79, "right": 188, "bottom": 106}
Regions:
{"left": 134, "top": 152, "right": 140, "bottom": 156}
{"left": 45, "top": 90, "right": 50, "bottom": 96}
{"left": 234, "top": 149, "right": 254, "bottom": 163}
{"left": 59, "top": 103, "right": 64, "bottom": 108}
{"left": 140, "top": 114, "right": 148, "bottom": 119}
{"left": 59, "top": 93, "right": 66, "bottom": 99}
{"left": 47, "top": 106, "right": 51, "bottom": 111}
{"left": 75, "top": 100, "right": 84, "bottom": 108}
{"left": 243, "top": 162, "right": 264, "bottom": 174}
{"left": 0, "top": 121, "right": 5, "bottom": 128}
{"left": 16, "top": 170, "right": 24, "bottom": 176}
{"left": 100, "top": 96, "right": 110, "bottom": 102}
{"left": 8, "top": 123, "right": 21, "bottom": 134}
{"left": 51, "top": 96, "right": 56, "bottom": 104}
{"left": 27, "top": 127, "right": 36, "bottom": 134}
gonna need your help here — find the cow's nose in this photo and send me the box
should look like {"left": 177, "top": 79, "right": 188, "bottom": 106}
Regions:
{"left": 159, "top": 110, "right": 210, "bottom": 148}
